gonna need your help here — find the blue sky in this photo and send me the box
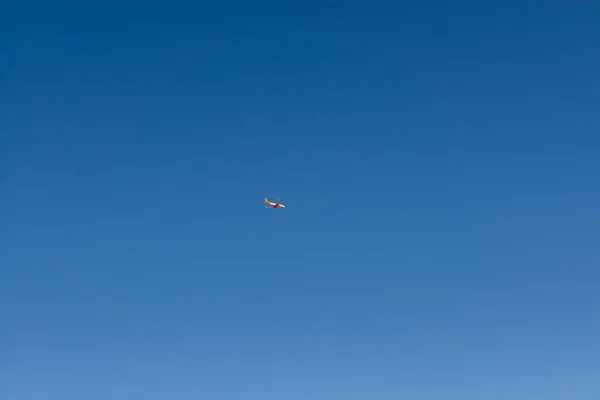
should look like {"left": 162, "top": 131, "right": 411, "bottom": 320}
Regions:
{"left": 2, "top": 2, "right": 600, "bottom": 399}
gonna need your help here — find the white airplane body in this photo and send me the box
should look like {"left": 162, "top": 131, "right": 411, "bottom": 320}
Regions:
{"left": 265, "top": 197, "right": 285, "bottom": 208}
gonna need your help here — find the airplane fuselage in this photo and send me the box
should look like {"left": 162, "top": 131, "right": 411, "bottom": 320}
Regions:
{"left": 265, "top": 198, "right": 285, "bottom": 208}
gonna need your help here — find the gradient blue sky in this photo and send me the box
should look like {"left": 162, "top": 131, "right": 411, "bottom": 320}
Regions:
{"left": 2, "top": 2, "right": 600, "bottom": 399}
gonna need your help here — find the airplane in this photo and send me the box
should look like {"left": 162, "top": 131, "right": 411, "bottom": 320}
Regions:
{"left": 265, "top": 197, "right": 285, "bottom": 209}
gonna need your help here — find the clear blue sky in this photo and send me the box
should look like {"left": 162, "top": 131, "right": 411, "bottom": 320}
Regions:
{"left": 2, "top": 2, "right": 600, "bottom": 399}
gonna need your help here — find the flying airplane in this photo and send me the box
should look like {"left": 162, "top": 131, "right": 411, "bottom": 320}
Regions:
{"left": 265, "top": 197, "right": 285, "bottom": 209}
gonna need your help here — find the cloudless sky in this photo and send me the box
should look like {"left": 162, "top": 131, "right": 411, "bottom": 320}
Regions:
{"left": 2, "top": 2, "right": 600, "bottom": 399}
